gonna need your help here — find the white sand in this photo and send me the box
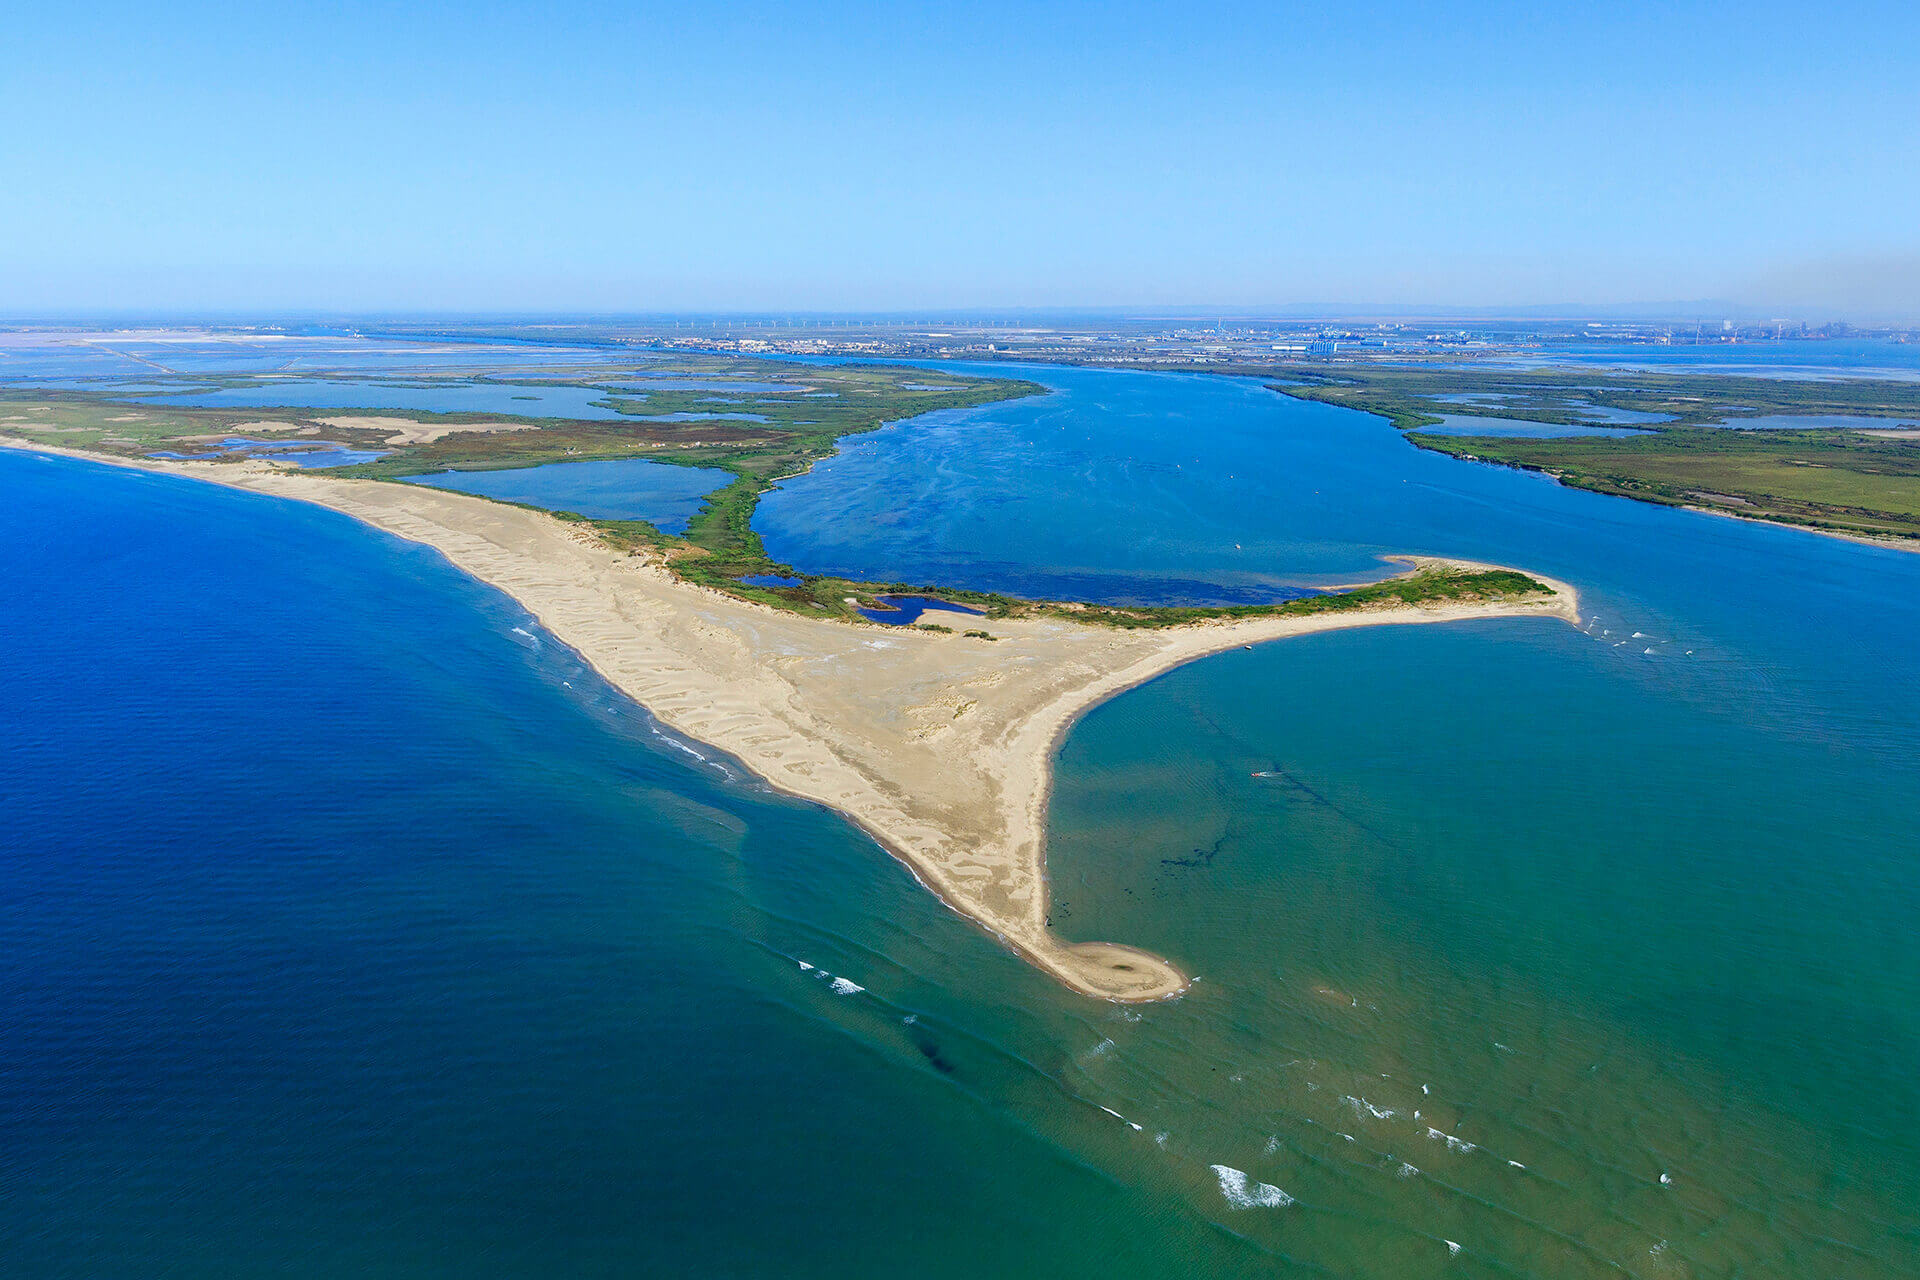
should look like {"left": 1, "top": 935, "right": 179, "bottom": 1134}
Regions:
{"left": 317, "top": 415, "right": 538, "bottom": 446}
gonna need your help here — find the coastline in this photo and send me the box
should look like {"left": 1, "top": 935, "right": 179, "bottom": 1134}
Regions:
{"left": 3, "top": 439, "right": 1581, "bottom": 1001}
{"left": 1398, "top": 436, "right": 1920, "bottom": 556}
{"left": 1677, "top": 500, "right": 1920, "bottom": 554}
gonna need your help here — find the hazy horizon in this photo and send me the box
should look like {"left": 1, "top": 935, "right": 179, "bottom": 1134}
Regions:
{"left": 1, "top": 302, "right": 1907, "bottom": 328}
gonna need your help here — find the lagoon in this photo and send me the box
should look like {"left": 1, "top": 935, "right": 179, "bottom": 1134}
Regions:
{"left": 1720, "top": 411, "right": 1920, "bottom": 430}
{"left": 1416, "top": 414, "right": 1651, "bottom": 438}
{"left": 126, "top": 379, "right": 636, "bottom": 419}
{"left": 406, "top": 457, "right": 732, "bottom": 533}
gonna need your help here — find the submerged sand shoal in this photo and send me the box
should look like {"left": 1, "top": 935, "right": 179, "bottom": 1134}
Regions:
{"left": 6, "top": 442, "right": 1580, "bottom": 1000}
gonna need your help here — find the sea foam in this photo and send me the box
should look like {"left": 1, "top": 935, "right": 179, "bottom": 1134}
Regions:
{"left": 1210, "top": 1165, "right": 1294, "bottom": 1209}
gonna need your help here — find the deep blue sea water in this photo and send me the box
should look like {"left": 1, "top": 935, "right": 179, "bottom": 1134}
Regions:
{"left": 6, "top": 346, "right": 1920, "bottom": 1277}
{"left": 0, "top": 451, "right": 1270, "bottom": 1279}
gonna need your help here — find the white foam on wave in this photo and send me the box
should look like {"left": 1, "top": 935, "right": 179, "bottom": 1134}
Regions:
{"left": 1508, "top": 1159, "right": 1526, "bottom": 1169}
{"left": 1210, "top": 1165, "right": 1294, "bottom": 1209}
{"left": 829, "top": 976, "right": 864, "bottom": 996}
{"left": 1447, "top": 1240, "right": 1462, "bottom": 1257}
{"left": 796, "top": 960, "right": 815, "bottom": 971}
{"left": 1344, "top": 1095, "right": 1396, "bottom": 1121}
{"left": 1426, "top": 1127, "right": 1478, "bottom": 1154}
{"left": 1397, "top": 1162, "right": 1420, "bottom": 1178}
{"left": 653, "top": 731, "right": 711, "bottom": 764}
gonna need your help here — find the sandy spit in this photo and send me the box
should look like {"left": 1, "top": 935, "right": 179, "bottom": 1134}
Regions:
{"left": 316, "top": 416, "right": 539, "bottom": 446}
{"left": 4, "top": 441, "right": 1580, "bottom": 1001}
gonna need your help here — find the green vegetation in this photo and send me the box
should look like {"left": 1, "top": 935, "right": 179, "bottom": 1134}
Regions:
{"left": 1264, "top": 362, "right": 1920, "bottom": 430}
{"left": 1, "top": 356, "right": 1561, "bottom": 627}
{"left": 1413, "top": 428, "right": 1920, "bottom": 541}
{"left": 637, "top": 554, "right": 1550, "bottom": 630}
{"left": 994, "top": 567, "right": 1550, "bottom": 629}
{"left": 1249, "top": 364, "right": 1920, "bottom": 543}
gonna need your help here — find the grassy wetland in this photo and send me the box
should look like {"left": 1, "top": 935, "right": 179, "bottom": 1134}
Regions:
{"left": 1258, "top": 363, "right": 1920, "bottom": 542}
{"left": 1, "top": 358, "right": 1558, "bottom": 622}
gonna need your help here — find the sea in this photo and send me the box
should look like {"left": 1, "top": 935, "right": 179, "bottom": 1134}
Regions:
{"left": 3, "top": 335, "right": 1917, "bottom": 1277}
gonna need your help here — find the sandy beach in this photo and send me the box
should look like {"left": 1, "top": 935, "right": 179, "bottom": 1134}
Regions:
{"left": 5, "top": 440, "right": 1580, "bottom": 1000}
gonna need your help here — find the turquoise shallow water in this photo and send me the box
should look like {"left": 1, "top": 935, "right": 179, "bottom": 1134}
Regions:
{"left": 5, "top": 349, "right": 1920, "bottom": 1276}
{"left": 756, "top": 361, "right": 1920, "bottom": 1272}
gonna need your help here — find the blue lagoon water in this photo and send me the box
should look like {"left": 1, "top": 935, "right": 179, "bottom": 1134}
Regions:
{"left": 126, "top": 379, "right": 635, "bottom": 419}
{"left": 1720, "top": 412, "right": 1920, "bottom": 430}
{"left": 1416, "top": 414, "right": 1651, "bottom": 438}
{"left": 6, "top": 351, "right": 1920, "bottom": 1277}
{"left": 604, "top": 378, "right": 814, "bottom": 393}
{"left": 150, "top": 436, "right": 391, "bottom": 468}
{"left": 1480, "top": 337, "right": 1920, "bottom": 381}
{"left": 0, "top": 331, "right": 622, "bottom": 382}
{"left": 855, "top": 594, "right": 987, "bottom": 625}
{"left": 406, "top": 458, "right": 732, "bottom": 534}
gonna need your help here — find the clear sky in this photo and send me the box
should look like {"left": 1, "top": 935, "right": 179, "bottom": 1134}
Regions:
{"left": 5, "top": 1, "right": 1918, "bottom": 317}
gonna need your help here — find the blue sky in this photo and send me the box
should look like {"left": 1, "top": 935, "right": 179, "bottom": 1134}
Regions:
{"left": 5, "top": 1, "right": 1918, "bottom": 316}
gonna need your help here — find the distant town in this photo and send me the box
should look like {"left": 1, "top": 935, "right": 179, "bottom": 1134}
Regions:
{"left": 347, "top": 314, "right": 1918, "bottom": 371}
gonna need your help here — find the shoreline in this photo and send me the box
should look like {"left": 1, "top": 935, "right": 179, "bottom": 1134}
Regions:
{"left": 1677, "top": 499, "right": 1920, "bottom": 555}
{"left": 3, "top": 439, "right": 1580, "bottom": 1001}
{"left": 1397, "top": 435, "right": 1920, "bottom": 557}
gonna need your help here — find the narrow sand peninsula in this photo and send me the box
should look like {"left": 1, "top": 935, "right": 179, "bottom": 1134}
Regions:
{"left": 7, "top": 442, "right": 1580, "bottom": 1001}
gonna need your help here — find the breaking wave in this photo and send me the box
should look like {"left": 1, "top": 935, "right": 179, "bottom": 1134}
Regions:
{"left": 1210, "top": 1165, "right": 1294, "bottom": 1209}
